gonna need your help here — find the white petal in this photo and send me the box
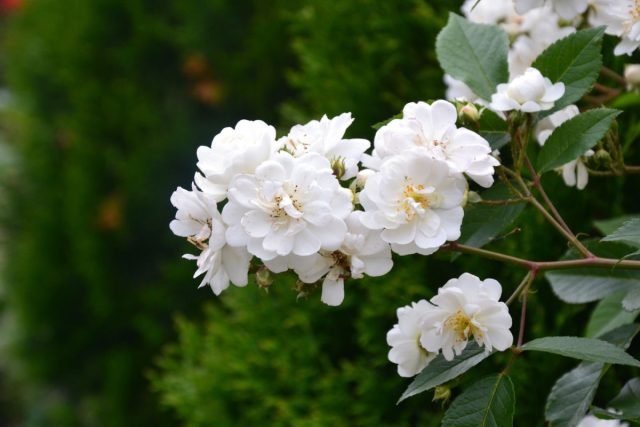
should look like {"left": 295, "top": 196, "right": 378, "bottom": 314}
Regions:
{"left": 221, "top": 246, "right": 251, "bottom": 286}
{"left": 321, "top": 277, "right": 345, "bottom": 306}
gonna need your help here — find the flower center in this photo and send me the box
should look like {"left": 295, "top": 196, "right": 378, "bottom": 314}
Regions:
{"left": 400, "top": 181, "right": 436, "bottom": 221}
{"left": 631, "top": 0, "right": 640, "bottom": 21}
{"left": 271, "top": 193, "right": 303, "bottom": 220}
{"left": 444, "top": 310, "right": 479, "bottom": 343}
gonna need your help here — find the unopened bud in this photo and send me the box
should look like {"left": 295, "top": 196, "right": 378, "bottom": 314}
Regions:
{"left": 467, "top": 191, "right": 482, "bottom": 204}
{"left": 256, "top": 266, "right": 273, "bottom": 290}
{"left": 433, "top": 385, "right": 451, "bottom": 406}
{"left": 593, "top": 148, "right": 611, "bottom": 167}
{"left": 459, "top": 103, "right": 480, "bottom": 123}
{"left": 625, "top": 64, "right": 640, "bottom": 91}
{"left": 356, "top": 169, "right": 375, "bottom": 188}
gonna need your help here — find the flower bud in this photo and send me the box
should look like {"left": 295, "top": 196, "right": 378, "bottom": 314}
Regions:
{"left": 432, "top": 385, "right": 451, "bottom": 405}
{"left": 625, "top": 64, "right": 640, "bottom": 91}
{"left": 466, "top": 191, "right": 482, "bottom": 205}
{"left": 256, "top": 266, "right": 273, "bottom": 290}
{"left": 331, "top": 156, "right": 347, "bottom": 179}
{"left": 458, "top": 102, "right": 480, "bottom": 124}
{"left": 355, "top": 169, "right": 375, "bottom": 189}
{"left": 593, "top": 148, "right": 611, "bottom": 167}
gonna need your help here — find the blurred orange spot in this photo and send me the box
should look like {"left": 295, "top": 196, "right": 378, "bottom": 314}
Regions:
{"left": 96, "top": 193, "right": 123, "bottom": 231}
{"left": 192, "top": 80, "right": 223, "bottom": 106}
{"left": 181, "top": 53, "right": 224, "bottom": 106}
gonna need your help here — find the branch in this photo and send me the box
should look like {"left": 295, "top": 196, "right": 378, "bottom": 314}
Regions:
{"left": 624, "top": 165, "right": 640, "bottom": 174}
{"left": 442, "top": 242, "right": 640, "bottom": 271}
{"left": 600, "top": 66, "right": 627, "bottom": 86}
{"left": 523, "top": 156, "right": 593, "bottom": 258}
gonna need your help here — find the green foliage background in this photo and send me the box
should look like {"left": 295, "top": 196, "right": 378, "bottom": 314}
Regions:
{"left": 0, "top": 0, "right": 639, "bottom": 426}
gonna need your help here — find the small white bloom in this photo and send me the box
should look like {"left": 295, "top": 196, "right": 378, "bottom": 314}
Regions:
{"left": 195, "top": 119, "right": 278, "bottom": 202}
{"left": 462, "top": 0, "right": 516, "bottom": 26}
{"left": 170, "top": 185, "right": 251, "bottom": 295}
{"left": 535, "top": 104, "right": 580, "bottom": 144}
{"left": 278, "top": 113, "right": 370, "bottom": 180}
{"left": 577, "top": 415, "right": 628, "bottom": 427}
{"left": 366, "top": 100, "right": 499, "bottom": 187}
{"left": 508, "top": 19, "right": 575, "bottom": 78}
{"left": 590, "top": 0, "right": 640, "bottom": 56}
{"left": 359, "top": 152, "right": 466, "bottom": 256}
{"left": 420, "top": 273, "right": 513, "bottom": 361}
{"left": 462, "top": 0, "right": 575, "bottom": 79}
{"left": 491, "top": 67, "right": 565, "bottom": 112}
{"left": 319, "top": 211, "right": 393, "bottom": 306}
{"left": 535, "top": 105, "right": 593, "bottom": 190}
{"left": 387, "top": 300, "right": 438, "bottom": 377}
{"left": 222, "top": 152, "right": 352, "bottom": 261}
{"left": 266, "top": 211, "right": 393, "bottom": 307}
{"left": 514, "top": 0, "right": 588, "bottom": 20}
{"left": 561, "top": 150, "right": 594, "bottom": 190}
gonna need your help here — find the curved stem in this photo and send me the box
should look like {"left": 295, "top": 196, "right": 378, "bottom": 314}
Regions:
{"left": 506, "top": 271, "right": 534, "bottom": 306}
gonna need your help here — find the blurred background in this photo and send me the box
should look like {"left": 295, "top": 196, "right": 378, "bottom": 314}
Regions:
{"left": 0, "top": 1, "right": 638, "bottom": 426}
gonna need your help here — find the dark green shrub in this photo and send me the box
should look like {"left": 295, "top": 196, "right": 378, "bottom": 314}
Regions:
{"left": 1, "top": 0, "right": 296, "bottom": 425}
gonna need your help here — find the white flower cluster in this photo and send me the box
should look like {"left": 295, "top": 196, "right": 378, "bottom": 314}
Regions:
{"left": 387, "top": 273, "right": 513, "bottom": 377}
{"left": 448, "top": 0, "right": 640, "bottom": 110}
{"left": 170, "top": 101, "right": 499, "bottom": 306}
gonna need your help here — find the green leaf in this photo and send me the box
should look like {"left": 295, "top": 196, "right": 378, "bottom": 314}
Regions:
{"left": 609, "top": 378, "right": 640, "bottom": 419}
{"left": 624, "top": 287, "right": 640, "bottom": 311}
{"left": 398, "top": 342, "right": 490, "bottom": 403}
{"left": 590, "top": 406, "right": 640, "bottom": 423}
{"left": 442, "top": 374, "right": 515, "bottom": 427}
{"left": 602, "top": 217, "right": 640, "bottom": 248}
{"left": 479, "top": 108, "right": 510, "bottom": 150}
{"left": 586, "top": 292, "right": 640, "bottom": 338}
{"left": 521, "top": 336, "right": 640, "bottom": 367}
{"left": 598, "top": 323, "right": 640, "bottom": 348}
{"left": 436, "top": 13, "right": 509, "bottom": 101}
{"left": 457, "top": 184, "right": 525, "bottom": 251}
{"left": 532, "top": 27, "right": 605, "bottom": 111}
{"left": 595, "top": 215, "right": 638, "bottom": 236}
{"left": 537, "top": 108, "right": 620, "bottom": 173}
{"left": 545, "top": 325, "right": 639, "bottom": 427}
{"left": 547, "top": 241, "right": 640, "bottom": 304}
{"left": 545, "top": 362, "right": 603, "bottom": 427}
